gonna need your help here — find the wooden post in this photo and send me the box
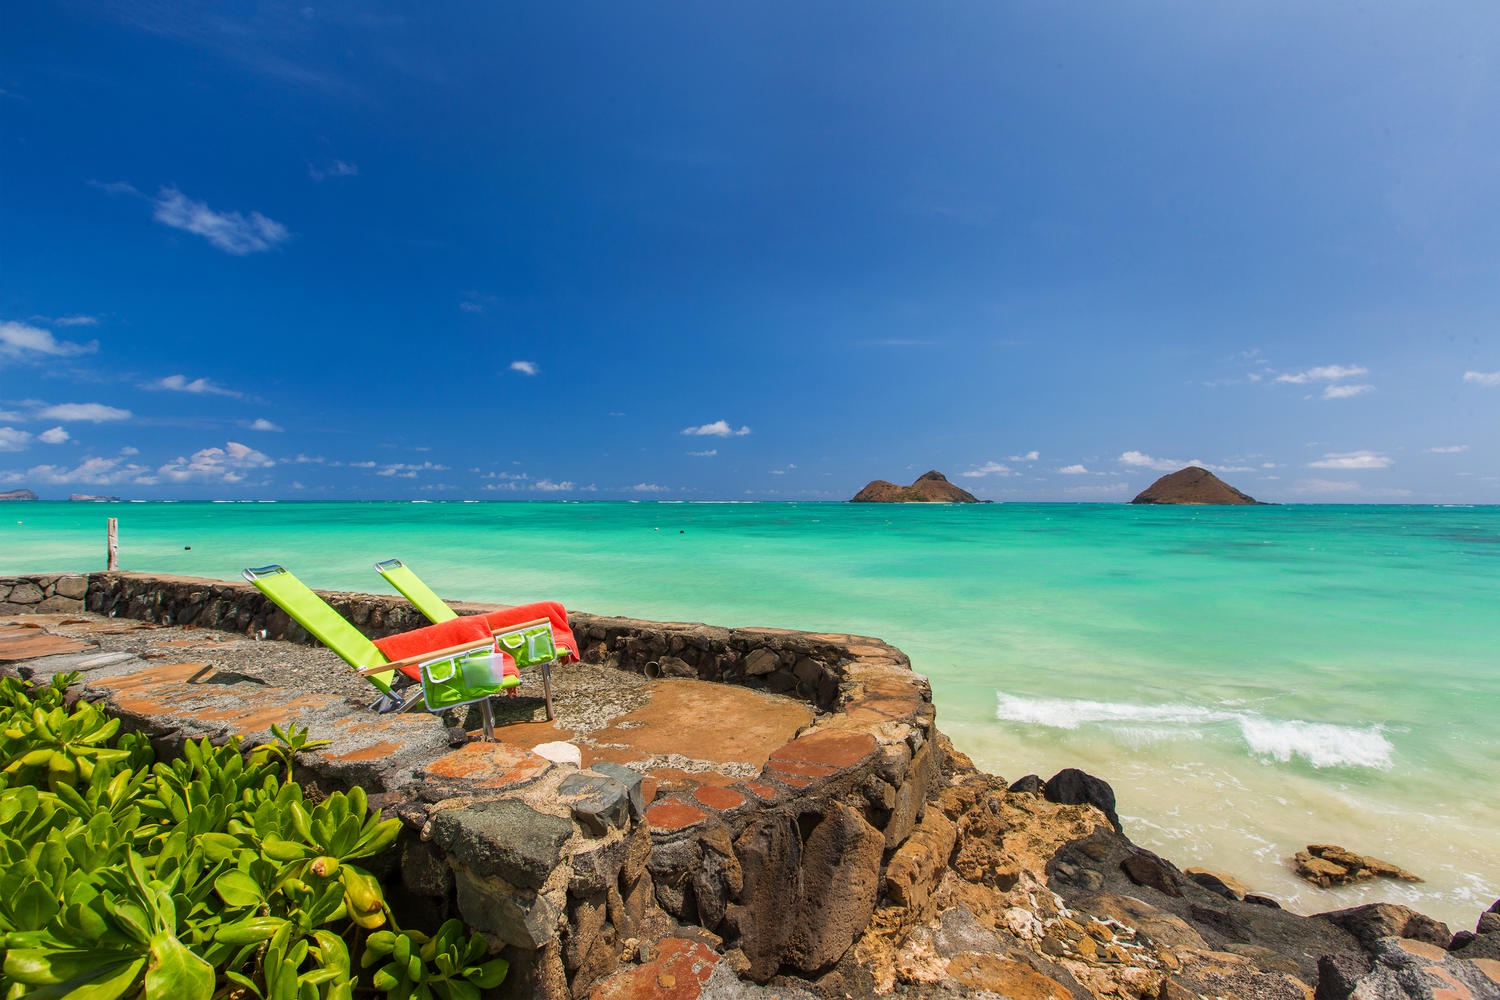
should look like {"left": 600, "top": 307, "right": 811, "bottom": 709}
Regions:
{"left": 107, "top": 517, "right": 118, "bottom": 571}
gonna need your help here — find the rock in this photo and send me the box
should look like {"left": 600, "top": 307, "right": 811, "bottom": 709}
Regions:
{"left": 68, "top": 493, "right": 120, "bottom": 501}
{"left": 1317, "top": 937, "right": 1500, "bottom": 1000}
{"left": 1043, "top": 768, "right": 1121, "bottom": 833}
{"left": 1009, "top": 774, "right": 1045, "bottom": 795}
{"left": 7, "top": 582, "right": 44, "bottom": 605}
{"left": 533, "top": 740, "right": 582, "bottom": 766}
{"left": 432, "top": 799, "right": 573, "bottom": 891}
{"left": 557, "top": 771, "right": 633, "bottom": 836}
{"left": 1130, "top": 466, "right": 1262, "bottom": 505}
{"left": 851, "top": 471, "right": 979, "bottom": 503}
{"left": 1317, "top": 902, "right": 1453, "bottom": 953}
{"left": 726, "top": 813, "right": 802, "bottom": 982}
{"left": 786, "top": 801, "right": 885, "bottom": 975}
{"left": 1296, "top": 845, "right": 1423, "bottom": 887}
{"left": 1120, "top": 851, "right": 1185, "bottom": 897}
{"left": 1186, "top": 867, "right": 1249, "bottom": 900}
{"left": 0, "top": 488, "right": 38, "bottom": 501}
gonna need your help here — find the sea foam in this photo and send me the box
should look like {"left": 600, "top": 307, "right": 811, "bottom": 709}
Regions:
{"left": 994, "top": 692, "right": 1392, "bottom": 770}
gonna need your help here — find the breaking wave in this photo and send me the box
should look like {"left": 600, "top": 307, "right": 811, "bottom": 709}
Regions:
{"left": 994, "top": 692, "right": 1393, "bottom": 769}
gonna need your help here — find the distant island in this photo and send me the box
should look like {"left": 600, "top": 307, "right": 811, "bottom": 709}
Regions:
{"left": 0, "top": 488, "right": 39, "bottom": 502}
{"left": 69, "top": 493, "right": 121, "bottom": 502}
{"left": 1131, "top": 466, "right": 1263, "bottom": 505}
{"left": 851, "top": 470, "right": 979, "bottom": 503}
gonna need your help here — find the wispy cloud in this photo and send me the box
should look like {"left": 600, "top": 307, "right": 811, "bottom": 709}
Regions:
{"left": 1058, "top": 464, "right": 1089, "bottom": 474}
{"left": 308, "top": 160, "right": 358, "bottom": 181}
{"left": 0, "top": 320, "right": 99, "bottom": 362}
{"left": 1274, "top": 364, "right": 1374, "bottom": 400}
{"left": 158, "top": 441, "right": 275, "bottom": 483}
{"left": 1464, "top": 370, "right": 1500, "bottom": 388}
{"left": 1425, "top": 445, "right": 1468, "bottom": 454}
{"left": 376, "top": 461, "right": 450, "bottom": 479}
{"left": 9, "top": 455, "right": 156, "bottom": 486}
{"left": 510, "top": 361, "right": 539, "bottom": 376}
{"left": 1306, "top": 451, "right": 1392, "bottom": 470}
{"left": 150, "top": 374, "right": 243, "bottom": 397}
{"left": 38, "top": 427, "right": 69, "bottom": 444}
{"left": 54, "top": 315, "right": 99, "bottom": 327}
{"left": 152, "top": 188, "right": 290, "bottom": 255}
{"left": 682, "top": 420, "right": 751, "bottom": 437}
{"left": 1275, "top": 364, "right": 1369, "bottom": 384}
{"left": 39, "top": 402, "right": 132, "bottom": 422}
{"left": 960, "top": 461, "right": 1014, "bottom": 478}
{"left": 628, "top": 482, "right": 668, "bottom": 492}
{"left": 1119, "top": 450, "right": 1198, "bottom": 473}
{"left": 250, "top": 418, "right": 283, "bottom": 432}
{"left": 687, "top": 449, "right": 717, "bottom": 458}
{"left": 1009, "top": 451, "right": 1040, "bottom": 462}
{"left": 0, "top": 428, "right": 31, "bottom": 452}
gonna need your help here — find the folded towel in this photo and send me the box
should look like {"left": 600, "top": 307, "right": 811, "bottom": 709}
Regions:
{"left": 372, "top": 614, "right": 494, "bottom": 679}
{"left": 479, "top": 601, "right": 580, "bottom": 663}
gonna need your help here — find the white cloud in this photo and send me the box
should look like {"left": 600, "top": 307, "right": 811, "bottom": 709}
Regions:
{"left": 1425, "top": 445, "right": 1468, "bottom": 454}
{"left": 54, "top": 315, "right": 99, "bottom": 327}
{"left": 0, "top": 427, "right": 31, "bottom": 452}
{"left": 687, "top": 449, "right": 717, "bottom": 457}
{"left": 376, "top": 461, "right": 450, "bottom": 478}
{"left": 19, "top": 456, "right": 155, "bottom": 486}
{"left": 1323, "top": 384, "right": 1373, "bottom": 400}
{"left": 628, "top": 483, "right": 668, "bottom": 492}
{"left": 682, "top": 420, "right": 751, "bottom": 437}
{"left": 1289, "top": 478, "right": 1364, "bottom": 495}
{"left": 1009, "top": 451, "right": 1040, "bottom": 462}
{"left": 308, "top": 160, "right": 358, "bottom": 181}
{"left": 1058, "top": 464, "right": 1089, "bottom": 474}
{"left": 0, "top": 320, "right": 99, "bottom": 361}
{"left": 150, "top": 374, "right": 242, "bottom": 397}
{"left": 532, "top": 479, "right": 574, "bottom": 491}
{"left": 960, "top": 461, "right": 1014, "bottom": 478}
{"left": 39, "top": 402, "right": 132, "bottom": 422}
{"left": 510, "top": 361, "right": 539, "bottom": 376}
{"left": 1119, "top": 450, "right": 1198, "bottom": 472}
{"left": 1275, "top": 364, "right": 1369, "bottom": 385}
{"left": 1063, "top": 482, "right": 1132, "bottom": 496}
{"left": 152, "top": 187, "right": 290, "bottom": 255}
{"left": 1463, "top": 370, "right": 1500, "bottom": 388}
{"left": 158, "top": 441, "right": 275, "bottom": 483}
{"left": 1306, "top": 451, "right": 1392, "bottom": 470}
{"left": 250, "top": 418, "right": 283, "bottom": 432}
{"left": 38, "top": 427, "right": 69, "bottom": 444}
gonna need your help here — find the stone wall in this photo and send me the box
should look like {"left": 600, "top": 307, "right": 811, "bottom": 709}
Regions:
{"left": 0, "top": 574, "right": 89, "bottom": 614}
{"left": 4, "top": 572, "right": 946, "bottom": 998}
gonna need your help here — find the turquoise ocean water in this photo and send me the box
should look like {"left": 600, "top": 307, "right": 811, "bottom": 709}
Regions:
{"left": 3, "top": 500, "right": 1496, "bottom": 926}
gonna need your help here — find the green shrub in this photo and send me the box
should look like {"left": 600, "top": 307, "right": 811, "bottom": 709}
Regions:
{"left": 0, "top": 674, "right": 507, "bottom": 999}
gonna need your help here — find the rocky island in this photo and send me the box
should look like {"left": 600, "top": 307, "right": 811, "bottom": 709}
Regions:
{"left": 0, "top": 488, "right": 38, "bottom": 502}
{"left": 852, "top": 470, "right": 979, "bottom": 503}
{"left": 1130, "top": 467, "right": 1263, "bottom": 505}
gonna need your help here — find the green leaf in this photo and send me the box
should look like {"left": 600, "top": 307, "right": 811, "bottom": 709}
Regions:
{"left": 468, "top": 957, "right": 509, "bottom": 989}
{"left": 144, "top": 931, "right": 214, "bottom": 1000}
{"left": 20, "top": 956, "right": 147, "bottom": 1000}
{"left": 215, "top": 869, "right": 265, "bottom": 908}
{"left": 215, "top": 915, "right": 288, "bottom": 946}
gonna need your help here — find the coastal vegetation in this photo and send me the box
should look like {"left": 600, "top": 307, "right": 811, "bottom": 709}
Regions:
{"left": 0, "top": 673, "right": 506, "bottom": 999}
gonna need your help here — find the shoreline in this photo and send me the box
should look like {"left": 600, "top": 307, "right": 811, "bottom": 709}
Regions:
{"left": 3, "top": 570, "right": 1497, "bottom": 999}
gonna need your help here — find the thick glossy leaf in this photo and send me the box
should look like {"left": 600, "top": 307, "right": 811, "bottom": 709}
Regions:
{"left": 22, "top": 955, "right": 146, "bottom": 1000}
{"left": 215, "top": 869, "right": 265, "bottom": 908}
{"left": 144, "top": 931, "right": 214, "bottom": 1000}
{"left": 468, "top": 956, "right": 509, "bottom": 989}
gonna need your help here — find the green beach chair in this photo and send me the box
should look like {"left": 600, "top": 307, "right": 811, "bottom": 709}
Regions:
{"left": 242, "top": 564, "right": 518, "bottom": 738}
{"left": 374, "top": 558, "right": 576, "bottom": 721}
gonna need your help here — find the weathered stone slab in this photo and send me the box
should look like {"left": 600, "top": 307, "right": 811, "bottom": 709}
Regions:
{"left": 559, "top": 771, "right": 632, "bottom": 836}
{"left": 0, "top": 632, "right": 92, "bottom": 661}
{"left": 433, "top": 799, "right": 573, "bottom": 891}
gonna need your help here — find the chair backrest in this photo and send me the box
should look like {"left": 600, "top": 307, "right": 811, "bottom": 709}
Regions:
{"left": 374, "top": 558, "right": 459, "bottom": 622}
{"left": 242, "top": 564, "right": 394, "bottom": 692}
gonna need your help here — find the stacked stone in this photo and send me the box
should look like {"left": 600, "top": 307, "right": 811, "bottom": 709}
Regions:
{"left": 0, "top": 574, "right": 88, "bottom": 614}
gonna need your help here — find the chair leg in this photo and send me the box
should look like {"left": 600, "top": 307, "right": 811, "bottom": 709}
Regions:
{"left": 542, "top": 664, "right": 554, "bottom": 721}
{"left": 479, "top": 699, "right": 497, "bottom": 742}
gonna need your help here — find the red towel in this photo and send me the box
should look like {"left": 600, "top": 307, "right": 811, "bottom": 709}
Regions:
{"left": 372, "top": 614, "right": 494, "bottom": 680}
{"left": 480, "top": 601, "right": 579, "bottom": 663}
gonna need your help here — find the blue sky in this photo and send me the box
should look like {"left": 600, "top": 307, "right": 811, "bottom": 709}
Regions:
{"left": 3, "top": 3, "right": 1498, "bottom": 502}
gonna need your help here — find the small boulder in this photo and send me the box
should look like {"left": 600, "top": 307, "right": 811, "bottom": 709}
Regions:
{"left": 1043, "top": 768, "right": 1121, "bottom": 833}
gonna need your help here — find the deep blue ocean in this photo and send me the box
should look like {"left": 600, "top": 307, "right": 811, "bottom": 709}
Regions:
{"left": 4, "top": 500, "right": 1496, "bottom": 925}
